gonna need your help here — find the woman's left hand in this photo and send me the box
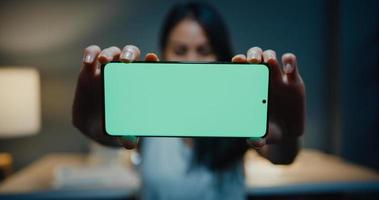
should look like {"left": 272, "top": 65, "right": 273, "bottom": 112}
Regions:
{"left": 232, "top": 47, "right": 305, "bottom": 164}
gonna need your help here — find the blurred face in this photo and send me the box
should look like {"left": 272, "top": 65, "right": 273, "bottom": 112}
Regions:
{"left": 163, "top": 18, "right": 217, "bottom": 62}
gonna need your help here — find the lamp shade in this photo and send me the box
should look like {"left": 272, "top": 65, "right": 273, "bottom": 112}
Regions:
{"left": 0, "top": 67, "right": 41, "bottom": 138}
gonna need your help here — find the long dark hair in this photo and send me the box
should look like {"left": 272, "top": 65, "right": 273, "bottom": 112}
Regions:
{"left": 159, "top": 2, "right": 249, "bottom": 171}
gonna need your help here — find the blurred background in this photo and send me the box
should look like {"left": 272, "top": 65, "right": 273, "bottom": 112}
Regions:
{"left": 0, "top": 0, "right": 378, "bottom": 199}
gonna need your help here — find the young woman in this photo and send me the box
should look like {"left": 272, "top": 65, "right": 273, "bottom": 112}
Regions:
{"left": 73, "top": 2, "right": 305, "bottom": 199}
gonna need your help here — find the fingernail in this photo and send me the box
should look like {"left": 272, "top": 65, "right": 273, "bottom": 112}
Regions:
{"left": 83, "top": 54, "right": 93, "bottom": 63}
{"left": 121, "top": 51, "right": 134, "bottom": 61}
{"left": 284, "top": 63, "right": 294, "bottom": 73}
{"left": 100, "top": 52, "right": 111, "bottom": 60}
{"left": 251, "top": 52, "right": 258, "bottom": 59}
{"left": 247, "top": 137, "right": 265, "bottom": 149}
{"left": 268, "top": 52, "right": 276, "bottom": 60}
{"left": 249, "top": 51, "right": 258, "bottom": 61}
{"left": 121, "top": 135, "right": 137, "bottom": 144}
{"left": 264, "top": 52, "right": 275, "bottom": 63}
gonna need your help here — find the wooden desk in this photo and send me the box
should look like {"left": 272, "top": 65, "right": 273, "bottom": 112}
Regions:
{"left": 0, "top": 149, "right": 378, "bottom": 198}
{"left": 244, "top": 149, "right": 379, "bottom": 196}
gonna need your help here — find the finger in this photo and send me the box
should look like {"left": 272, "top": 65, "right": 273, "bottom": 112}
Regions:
{"left": 246, "top": 122, "right": 282, "bottom": 149}
{"left": 82, "top": 45, "right": 101, "bottom": 72}
{"left": 120, "top": 45, "right": 141, "bottom": 62}
{"left": 281, "top": 53, "right": 300, "bottom": 83}
{"left": 231, "top": 54, "right": 247, "bottom": 63}
{"left": 247, "top": 137, "right": 266, "bottom": 150}
{"left": 117, "top": 136, "right": 139, "bottom": 150}
{"left": 98, "top": 46, "right": 121, "bottom": 64}
{"left": 263, "top": 49, "right": 282, "bottom": 81}
{"left": 264, "top": 122, "right": 283, "bottom": 145}
{"left": 247, "top": 47, "right": 263, "bottom": 63}
{"left": 144, "top": 53, "right": 160, "bottom": 62}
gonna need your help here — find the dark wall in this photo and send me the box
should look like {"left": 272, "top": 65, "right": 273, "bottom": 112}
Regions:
{"left": 339, "top": 0, "right": 379, "bottom": 169}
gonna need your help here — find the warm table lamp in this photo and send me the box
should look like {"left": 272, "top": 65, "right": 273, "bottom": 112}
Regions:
{"left": 0, "top": 67, "right": 41, "bottom": 178}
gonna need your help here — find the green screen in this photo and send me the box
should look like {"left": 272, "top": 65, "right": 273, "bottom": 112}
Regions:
{"left": 103, "top": 62, "right": 269, "bottom": 137}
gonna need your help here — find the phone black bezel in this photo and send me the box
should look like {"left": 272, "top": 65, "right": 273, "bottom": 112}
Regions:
{"left": 101, "top": 61, "right": 270, "bottom": 139}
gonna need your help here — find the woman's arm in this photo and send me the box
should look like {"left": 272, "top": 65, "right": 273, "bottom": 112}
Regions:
{"left": 232, "top": 47, "right": 305, "bottom": 164}
{"left": 255, "top": 122, "right": 300, "bottom": 164}
{"left": 72, "top": 45, "right": 159, "bottom": 149}
{"left": 257, "top": 138, "right": 300, "bottom": 164}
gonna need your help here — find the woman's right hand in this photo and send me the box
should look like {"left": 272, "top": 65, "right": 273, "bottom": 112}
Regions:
{"left": 72, "top": 45, "right": 159, "bottom": 149}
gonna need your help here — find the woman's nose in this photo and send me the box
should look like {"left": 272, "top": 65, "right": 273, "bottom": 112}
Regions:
{"left": 184, "top": 51, "right": 199, "bottom": 61}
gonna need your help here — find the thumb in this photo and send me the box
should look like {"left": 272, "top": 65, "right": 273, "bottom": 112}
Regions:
{"left": 117, "top": 136, "right": 139, "bottom": 149}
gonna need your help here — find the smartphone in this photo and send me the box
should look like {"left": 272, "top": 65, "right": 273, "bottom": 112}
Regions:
{"left": 102, "top": 62, "right": 269, "bottom": 138}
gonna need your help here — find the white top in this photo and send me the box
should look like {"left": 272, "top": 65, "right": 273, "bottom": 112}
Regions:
{"left": 139, "top": 137, "right": 245, "bottom": 200}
